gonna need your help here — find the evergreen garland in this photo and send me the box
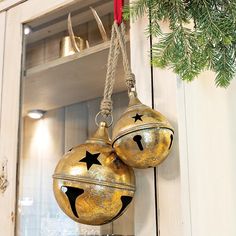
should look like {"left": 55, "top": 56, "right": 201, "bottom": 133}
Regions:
{"left": 124, "top": 0, "right": 236, "bottom": 87}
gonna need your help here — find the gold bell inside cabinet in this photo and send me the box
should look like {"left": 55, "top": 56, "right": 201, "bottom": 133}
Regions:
{"left": 53, "top": 121, "right": 135, "bottom": 225}
{"left": 112, "top": 90, "right": 174, "bottom": 169}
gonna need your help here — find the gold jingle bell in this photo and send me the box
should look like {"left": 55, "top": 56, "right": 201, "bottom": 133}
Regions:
{"left": 53, "top": 121, "right": 135, "bottom": 225}
{"left": 112, "top": 91, "right": 174, "bottom": 169}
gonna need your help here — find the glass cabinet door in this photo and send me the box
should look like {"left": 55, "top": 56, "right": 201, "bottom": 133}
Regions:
{"left": 17, "top": 1, "right": 134, "bottom": 235}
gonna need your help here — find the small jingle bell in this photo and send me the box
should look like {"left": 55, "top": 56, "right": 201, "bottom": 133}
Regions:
{"left": 53, "top": 121, "right": 135, "bottom": 225}
{"left": 112, "top": 91, "right": 174, "bottom": 169}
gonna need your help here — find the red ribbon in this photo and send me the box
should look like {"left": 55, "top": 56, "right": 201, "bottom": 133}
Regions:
{"left": 114, "top": 0, "right": 124, "bottom": 25}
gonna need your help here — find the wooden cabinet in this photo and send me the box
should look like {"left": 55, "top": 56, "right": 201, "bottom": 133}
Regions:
{"left": 1, "top": 0, "right": 236, "bottom": 236}
{"left": 0, "top": 1, "right": 180, "bottom": 236}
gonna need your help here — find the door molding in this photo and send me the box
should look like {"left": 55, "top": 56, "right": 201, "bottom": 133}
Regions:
{"left": 0, "top": 11, "right": 6, "bottom": 126}
{"left": 0, "top": 0, "right": 26, "bottom": 13}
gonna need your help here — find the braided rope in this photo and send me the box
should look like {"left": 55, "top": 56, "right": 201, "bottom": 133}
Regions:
{"left": 114, "top": 22, "right": 136, "bottom": 90}
{"left": 100, "top": 24, "right": 120, "bottom": 116}
{"left": 99, "top": 22, "right": 136, "bottom": 118}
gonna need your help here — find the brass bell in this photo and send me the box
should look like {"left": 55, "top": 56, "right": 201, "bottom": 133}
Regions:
{"left": 60, "top": 36, "right": 86, "bottom": 57}
{"left": 53, "top": 121, "right": 135, "bottom": 225}
{"left": 112, "top": 91, "right": 174, "bottom": 169}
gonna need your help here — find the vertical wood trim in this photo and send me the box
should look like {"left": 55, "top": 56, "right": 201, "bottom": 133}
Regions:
{"left": 152, "top": 66, "right": 183, "bottom": 236}
{"left": 0, "top": 7, "right": 22, "bottom": 236}
{"left": 176, "top": 79, "right": 192, "bottom": 236}
{"left": 130, "top": 11, "right": 157, "bottom": 236}
{"left": 0, "top": 11, "right": 6, "bottom": 125}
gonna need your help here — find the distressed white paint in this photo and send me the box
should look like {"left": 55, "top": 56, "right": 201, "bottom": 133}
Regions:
{"left": 0, "top": 10, "right": 7, "bottom": 234}
{"left": 0, "top": 11, "right": 6, "bottom": 123}
{"left": 0, "top": 6, "right": 22, "bottom": 236}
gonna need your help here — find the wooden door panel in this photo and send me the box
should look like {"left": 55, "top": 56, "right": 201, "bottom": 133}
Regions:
{"left": 130, "top": 12, "right": 157, "bottom": 236}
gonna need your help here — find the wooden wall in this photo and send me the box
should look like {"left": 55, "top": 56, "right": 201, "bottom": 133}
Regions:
{"left": 18, "top": 92, "right": 135, "bottom": 236}
{"left": 179, "top": 73, "right": 236, "bottom": 236}
{"left": 130, "top": 4, "right": 236, "bottom": 236}
{"left": 153, "top": 65, "right": 182, "bottom": 236}
{"left": 130, "top": 13, "right": 183, "bottom": 236}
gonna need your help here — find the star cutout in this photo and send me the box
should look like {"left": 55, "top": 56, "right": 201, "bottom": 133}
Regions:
{"left": 132, "top": 113, "right": 143, "bottom": 122}
{"left": 80, "top": 151, "right": 101, "bottom": 170}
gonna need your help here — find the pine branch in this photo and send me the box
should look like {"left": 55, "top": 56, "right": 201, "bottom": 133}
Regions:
{"left": 213, "top": 44, "right": 236, "bottom": 87}
{"left": 123, "top": 0, "right": 148, "bottom": 21}
{"left": 125, "top": 0, "right": 236, "bottom": 87}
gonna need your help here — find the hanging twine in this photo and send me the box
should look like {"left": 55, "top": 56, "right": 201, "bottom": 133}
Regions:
{"left": 100, "top": 24, "right": 120, "bottom": 116}
{"left": 114, "top": 22, "right": 136, "bottom": 89}
{"left": 100, "top": 22, "right": 136, "bottom": 118}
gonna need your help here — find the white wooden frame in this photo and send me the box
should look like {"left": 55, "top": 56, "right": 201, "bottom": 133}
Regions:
{"left": 176, "top": 79, "right": 192, "bottom": 236}
{"left": 130, "top": 14, "right": 157, "bottom": 236}
{"left": 0, "top": 0, "right": 26, "bottom": 12}
{"left": 0, "top": 11, "right": 6, "bottom": 118}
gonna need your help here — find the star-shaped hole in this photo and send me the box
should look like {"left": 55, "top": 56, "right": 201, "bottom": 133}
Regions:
{"left": 79, "top": 151, "right": 102, "bottom": 170}
{"left": 132, "top": 113, "right": 143, "bottom": 122}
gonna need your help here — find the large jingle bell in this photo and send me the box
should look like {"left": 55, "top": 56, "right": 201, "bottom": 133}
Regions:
{"left": 53, "top": 121, "right": 135, "bottom": 225}
{"left": 112, "top": 91, "right": 174, "bottom": 169}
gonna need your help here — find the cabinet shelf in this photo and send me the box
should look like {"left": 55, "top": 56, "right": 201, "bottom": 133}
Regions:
{"left": 23, "top": 40, "right": 129, "bottom": 115}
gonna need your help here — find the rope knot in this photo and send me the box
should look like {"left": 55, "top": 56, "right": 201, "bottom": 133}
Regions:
{"left": 100, "top": 99, "right": 113, "bottom": 116}
{"left": 125, "top": 73, "right": 136, "bottom": 89}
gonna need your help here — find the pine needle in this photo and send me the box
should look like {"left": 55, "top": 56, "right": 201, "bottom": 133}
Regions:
{"left": 125, "top": 0, "right": 236, "bottom": 87}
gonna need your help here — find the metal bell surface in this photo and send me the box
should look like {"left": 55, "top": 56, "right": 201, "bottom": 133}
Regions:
{"left": 53, "top": 122, "right": 135, "bottom": 225}
{"left": 112, "top": 92, "right": 174, "bottom": 169}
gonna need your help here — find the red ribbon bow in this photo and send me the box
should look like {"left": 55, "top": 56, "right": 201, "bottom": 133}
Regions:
{"left": 114, "top": 0, "right": 124, "bottom": 25}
